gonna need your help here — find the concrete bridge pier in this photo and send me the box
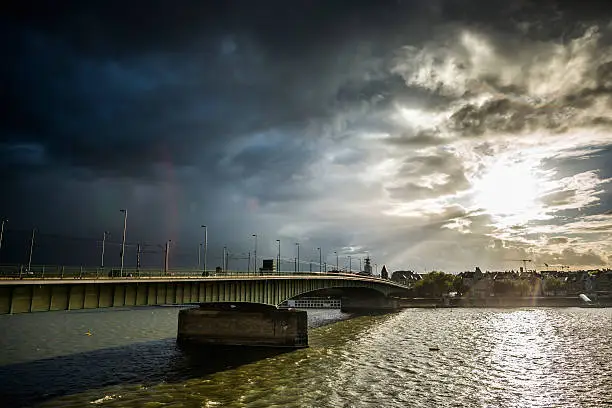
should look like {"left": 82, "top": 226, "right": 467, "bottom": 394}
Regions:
{"left": 340, "top": 296, "right": 400, "bottom": 313}
{"left": 177, "top": 303, "right": 308, "bottom": 348}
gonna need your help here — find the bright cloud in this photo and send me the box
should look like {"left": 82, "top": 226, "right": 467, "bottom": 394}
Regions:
{"left": 307, "top": 24, "right": 612, "bottom": 271}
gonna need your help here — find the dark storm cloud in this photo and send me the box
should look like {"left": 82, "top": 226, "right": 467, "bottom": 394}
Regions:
{"left": 446, "top": 77, "right": 612, "bottom": 139}
{"left": 540, "top": 189, "right": 578, "bottom": 207}
{"left": 385, "top": 129, "right": 448, "bottom": 147}
{"left": 387, "top": 151, "right": 470, "bottom": 200}
{"left": 4, "top": 0, "right": 611, "bottom": 180}
{"left": 2, "top": 29, "right": 331, "bottom": 179}
{"left": 448, "top": 98, "right": 572, "bottom": 136}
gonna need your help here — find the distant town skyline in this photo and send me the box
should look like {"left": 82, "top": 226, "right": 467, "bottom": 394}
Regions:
{"left": 2, "top": 1, "right": 611, "bottom": 272}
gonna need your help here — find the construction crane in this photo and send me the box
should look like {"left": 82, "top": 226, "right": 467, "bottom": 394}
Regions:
{"left": 509, "top": 259, "right": 533, "bottom": 273}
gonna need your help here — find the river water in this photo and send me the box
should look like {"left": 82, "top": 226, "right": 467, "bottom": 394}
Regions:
{"left": 0, "top": 307, "right": 610, "bottom": 407}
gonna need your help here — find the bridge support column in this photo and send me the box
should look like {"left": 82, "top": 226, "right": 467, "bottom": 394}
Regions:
{"left": 340, "top": 296, "right": 400, "bottom": 313}
{"left": 177, "top": 304, "right": 308, "bottom": 348}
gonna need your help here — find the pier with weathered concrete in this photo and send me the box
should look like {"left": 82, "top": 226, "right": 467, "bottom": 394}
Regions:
{"left": 177, "top": 303, "right": 308, "bottom": 347}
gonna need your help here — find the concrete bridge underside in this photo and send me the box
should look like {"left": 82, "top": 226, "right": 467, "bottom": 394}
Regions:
{"left": 0, "top": 276, "right": 405, "bottom": 315}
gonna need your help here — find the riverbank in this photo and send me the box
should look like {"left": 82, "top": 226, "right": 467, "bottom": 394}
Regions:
{"left": 399, "top": 296, "right": 612, "bottom": 308}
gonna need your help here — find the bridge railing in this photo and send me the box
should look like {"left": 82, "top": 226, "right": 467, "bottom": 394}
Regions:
{"left": 0, "top": 264, "right": 397, "bottom": 283}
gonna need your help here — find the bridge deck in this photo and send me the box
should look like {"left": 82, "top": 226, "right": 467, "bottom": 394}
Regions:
{"left": 0, "top": 272, "right": 408, "bottom": 314}
{"left": 0, "top": 273, "right": 407, "bottom": 289}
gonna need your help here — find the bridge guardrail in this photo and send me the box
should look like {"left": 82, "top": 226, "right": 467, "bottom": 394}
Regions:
{"left": 0, "top": 264, "right": 400, "bottom": 284}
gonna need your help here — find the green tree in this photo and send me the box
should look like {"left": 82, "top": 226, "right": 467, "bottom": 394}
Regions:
{"left": 492, "top": 280, "right": 513, "bottom": 295}
{"left": 413, "top": 271, "right": 460, "bottom": 297}
{"left": 512, "top": 280, "right": 531, "bottom": 296}
{"left": 543, "top": 277, "right": 565, "bottom": 295}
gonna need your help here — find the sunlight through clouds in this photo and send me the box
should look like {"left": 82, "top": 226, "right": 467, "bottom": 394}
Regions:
{"left": 471, "top": 155, "right": 551, "bottom": 226}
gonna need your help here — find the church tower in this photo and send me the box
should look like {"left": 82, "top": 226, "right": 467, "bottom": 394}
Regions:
{"left": 364, "top": 256, "right": 372, "bottom": 275}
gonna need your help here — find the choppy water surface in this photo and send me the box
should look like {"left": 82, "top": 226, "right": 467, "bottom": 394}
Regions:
{"left": 0, "top": 307, "right": 610, "bottom": 407}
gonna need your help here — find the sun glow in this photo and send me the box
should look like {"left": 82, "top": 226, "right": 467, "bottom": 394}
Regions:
{"left": 396, "top": 106, "right": 445, "bottom": 129}
{"left": 472, "top": 156, "right": 549, "bottom": 225}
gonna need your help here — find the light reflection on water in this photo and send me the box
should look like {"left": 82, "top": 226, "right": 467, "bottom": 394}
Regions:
{"left": 0, "top": 307, "right": 610, "bottom": 407}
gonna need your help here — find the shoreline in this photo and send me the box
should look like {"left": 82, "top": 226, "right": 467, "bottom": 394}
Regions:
{"left": 399, "top": 296, "right": 612, "bottom": 308}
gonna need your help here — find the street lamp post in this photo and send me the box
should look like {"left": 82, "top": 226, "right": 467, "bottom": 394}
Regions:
{"left": 223, "top": 246, "right": 227, "bottom": 272}
{"left": 252, "top": 234, "right": 258, "bottom": 274}
{"left": 101, "top": 231, "right": 110, "bottom": 268}
{"left": 317, "top": 247, "right": 322, "bottom": 272}
{"left": 348, "top": 255, "right": 352, "bottom": 273}
{"left": 164, "top": 240, "right": 172, "bottom": 274}
{"left": 359, "top": 258, "right": 362, "bottom": 272}
{"left": 27, "top": 227, "right": 36, "bottom": 272}
{"left": 136, "top": 243, "right": 141, "bottom": 271}
{"left": 276, "top": 240, "right": 281, "bottom": 273}
{"left": 334, "top": 251, "right": 338, "bottom": 271}
{"left": 201, "top": 225, "right": 208, "bottom": 273}
{"left": 225, "top": 247, "right": 230, "bottom": 272}
{"left": 120, "top": 209, "right": 127, "bottom": 276}
{"left": 198, "top": 243, "right": 202, "bottom": 269}
{"left": 295, "top": 243, "right": 300, "bottom": 273}
{"left": 0, "top": 218, "right": 6, "bottom": 261}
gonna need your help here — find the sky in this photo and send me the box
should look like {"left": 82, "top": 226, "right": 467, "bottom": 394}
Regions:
{"left": 2, "top": 0, "right": 612, "bottom": 273}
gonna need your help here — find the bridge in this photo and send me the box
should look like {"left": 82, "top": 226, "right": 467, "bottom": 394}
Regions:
{"left": 0, "top": 267, "right": 408, "bottom": 348}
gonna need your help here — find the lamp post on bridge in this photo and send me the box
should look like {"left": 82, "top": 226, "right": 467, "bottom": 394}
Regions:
{"left": 27, "top": 227, "right": 36, "bottom": 272}
{"left": 223, "top": 246, "right": 227, "bottom": 272}
{"left": 136, "top": 243, "right": 142, "bottom": 271}
{"left": 119, "top": 209, "right": 127, "bottom": 277}
{"left": 348, "top": 255, "right": 352, "bottom": 273}
{"left": 317, "top": 247, "right": 322, "bottom": 272}
{"left": 334, "top": 251, "right": 338, "bottom": 271}
{"left": 225, "top": 247, "right": 230, "bottom": 272}
{"left": 101, "top": 231, "right": 110, "bottom": 268}
{"left": 295, "top": 242, "right": 300, "bottom": 273}
{"left": 164, "top": 240, "right": 172, "bottom": 274}
{"left": 276, "top": 239, "right": 281, "bottom": 273}
{"left": 198, "top": 243, "right": 202, "bottom": 269}
{"left": 252, "top": 234, "right": 258, "bottom": 274}
{"left": 202, "top": 225, "right": 208, "bottom": 273}
{"left": 0, "top": 218, "right": 7, "bottom": 263}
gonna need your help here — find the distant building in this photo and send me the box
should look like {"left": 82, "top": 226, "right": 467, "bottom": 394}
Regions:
{"left": 594, "top": 270, "right": 612, "bottom": 294}
{"left": 360, "top": 256, "right": 373, "bottom": 276}
{"left": 261, "top": 259, "right": 275, "bottom": 272}
{"left": 458, "top": 267, "right": 489, "bottom": 298}
{"left": 390, "top": 270, "right": 421, "bottom": 286}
